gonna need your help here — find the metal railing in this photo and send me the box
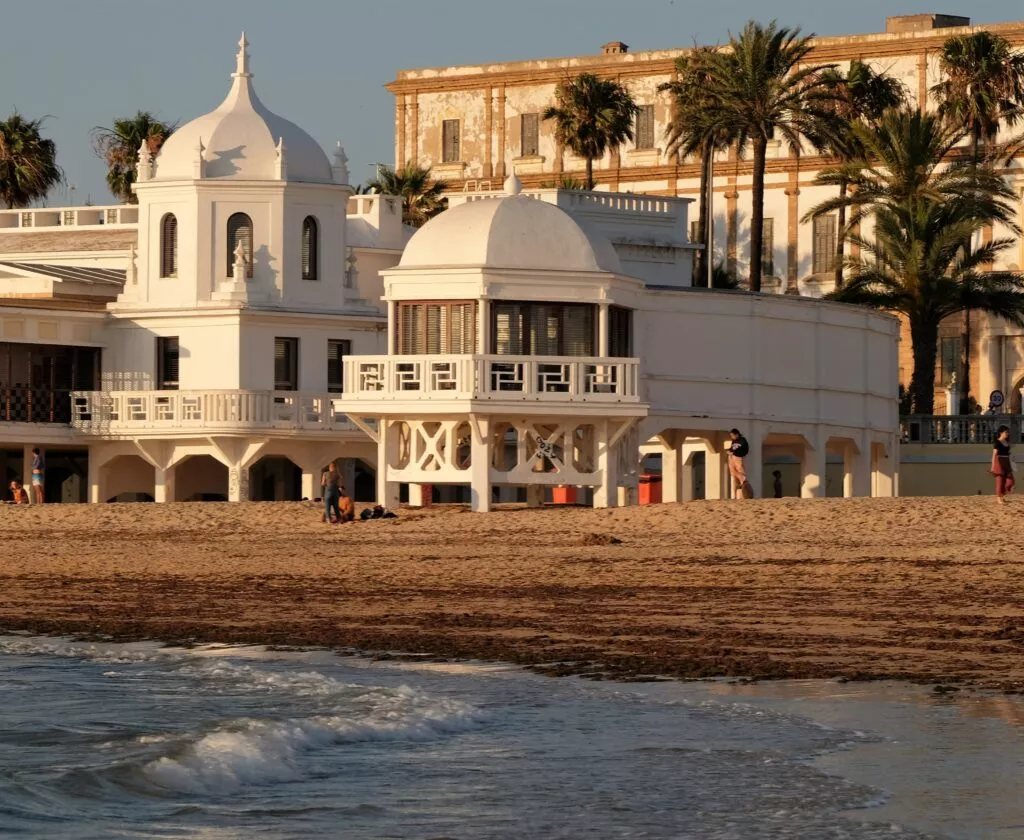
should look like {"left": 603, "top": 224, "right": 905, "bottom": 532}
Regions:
{"left": 0, "top": 387, "right": 73, "bottom": 424}
{"left": 901, "top": 414, "right": 1024, "bottom": 444}
{"left": 344, "top": 354, "right": 641, "bottom": 403}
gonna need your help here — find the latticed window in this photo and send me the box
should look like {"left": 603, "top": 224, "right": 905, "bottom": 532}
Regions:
{"left": 761, "top": 217, "right": 775, "bottom": 277}
{"left": 812, "top": 214, "right": 837, "bottom": 275}
{"left": 327, "top": 339, "right": 350, "bottom": 393}
{"left": 608, "top": 306, "right": 633, "bottom": 357}
{"left": 156, "top": 336, "right": 179, "bottom": 390}
{"left": 301, "top": 216, "right": 318, "bottom": 280}
{"left": 635, "top": 105, "right": 655, "bottom": 150}
{"left": 491, "top": 301, "right": 595, "bottom": 357}
{"left": 159, "top": 213, "right": 178, "bottom": 278}
{"left": 442, "top": 119, "right": 460, "bottom": 163}
{"left": 521, "top": 113, "right": 539, "bottom": 156}
{"left": 274, "top": 337, "right": 299, "bottom": 391}
{"left": 227, "top": 212, "right": 253, "bottom": 277}
{"left": 397, "top": 302, "right": 477, "bottom": 354}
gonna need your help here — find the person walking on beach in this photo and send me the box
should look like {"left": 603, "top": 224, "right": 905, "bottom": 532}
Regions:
{"left": 991, "top": 425, "right": 1015, "bottom": 504}
{"left": 727, "top": 429, "right": 753, "bottom": 499}
{"left": 772, "top": 469, "right": 783, "bottom": 499}
{"left": 30, "top": 447, "right": 44, "bottom": 504}
{"left": 321, "top": 461, "right": 342, "bottom": 523}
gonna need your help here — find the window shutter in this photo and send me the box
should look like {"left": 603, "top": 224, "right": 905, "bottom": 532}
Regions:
{"left": 813, "top": 214, "right": 837, "bottom": 274}
{"left": 160, "top": 214, "right": 177, "bottom": 278}
{"left": 302, "top": 216, "right": 318, "bottom": 280}
{"left": 443, "top": 119, "right": 461, "bottom": 163}
{"left": 636, "top": 105, "right": 655, "bottom": 150}
{"left": 227, "top": 213, "right": 254, "bottom": 277}
{"left": 274, "top": 337, "right": 298, "bottom": 391}
{"left": 608, "top": 306, "right": 632, "bottom": 357}
{"left": 562, "top": 305, "right": 595, "bottom": 357}
{"left": 521, "top": 113, "right": 539, "bottom": 156}
{"left": 157, "top": 337, "right": 179, "bottom": 389}
{"left": 761, "top": 218, "right": 774, "bottom": 277}
{"left": 327, "top": 339, "right": 350, "bottom": 393}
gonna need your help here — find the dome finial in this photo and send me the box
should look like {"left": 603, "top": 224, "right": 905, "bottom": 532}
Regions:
{"left": 234, "top": 32, "right": 251, "bottom": 77}
{"left": 504, "top": 172, "right": 522, "bottom": 196}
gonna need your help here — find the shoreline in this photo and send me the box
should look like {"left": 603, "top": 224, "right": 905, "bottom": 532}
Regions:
{"left": 2, "top": 498, "right": 1023, "bottom": 692}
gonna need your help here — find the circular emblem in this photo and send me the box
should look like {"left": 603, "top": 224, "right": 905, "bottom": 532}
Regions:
{"left": 990, "top": 390, "right": 1005, "bottom": 408}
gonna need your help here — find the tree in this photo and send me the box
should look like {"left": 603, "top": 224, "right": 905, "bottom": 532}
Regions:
{"left": 813, "top": 60, "right": 906, "bottom": 289}
{"left": 931, "top": 31, "right": 1024, "bottom": 408}
{"left": 698, "top": 20, "right": 840, "bottom": 292}
{"left": 366, "top": 162, "right": 448, "bottom": 227}
{"left": 660, "top": 48, "right": 735, "bottom": 287}
{"left": 0, "top": 112, "right": 62, "bottom": 209}
{"left": 92, "top": 111, "right": 176, "bottom": 204}
{"left": 813, "top": 108, "right": 1024, "bottom": 414}
{"left": 542, "top": 73, "right": 638, "bottom": 191}
{"left": 539, "top": 174, "right": 587, "bottom": 190}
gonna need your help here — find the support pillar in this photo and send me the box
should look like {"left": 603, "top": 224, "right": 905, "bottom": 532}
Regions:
{"left": 228, "top": 465, "right": 250, "bottom": 502}
{"left": 744, "top": 422, "right": 763, "bottom": 499}
{"left": 872, "top": 440, "right": 897, "bottom": 498}
{"left": 87, "top": 449, "right": 103, "bottom": 504}
{"left": 340, "top": 458, "right": 356, "bottom": 496}
{"left": 526, "top": 485, "right": 544, "bottom": 508}
{"left": 154, "top": 466, "right": 176, "bottom": 503}
{"left": 681, "top": 450, "right": 696, "bottom": 502}
{"left": 593, "top": 420, "right": 619, "bottom": 508}
{"left": 469, "top": 416, "right": 491, "bottom": 513}
{"left": 598, "top": 302, "right": 610, "bottom": 357}
{"left": 409, "top": 483, "right": 428, "bottom": 507}
{"left": 661, "top": 434, "right": 683, "bottom": 503}
{"left": 22, "top": 444, "right": 35, "bottom": 502}
{"left": 301, "top": 470, "right": 318, "bottom": 500}
{"left": 376, "top": 420, "right": 401, "bottom": 509}
{"left": 800, "top": 428, "right": 827, "bottom": 498}
{"left": 704, "top": 437, "right": 725, "bottom": 500}
{"left": 850, "top": 434, "right": 871, "bottom": 498}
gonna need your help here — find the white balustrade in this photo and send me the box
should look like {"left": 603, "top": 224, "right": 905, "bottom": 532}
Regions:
{"left": 0, "top": 204, "right": 139, "bottom": 231}
{"left": 69, "top": 390, "right": 363, "bottom": 434}
{"left": 343, "top": 355, "right": 640, "bottom": 403}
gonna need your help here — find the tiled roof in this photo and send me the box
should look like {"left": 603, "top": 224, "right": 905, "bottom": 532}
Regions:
{"left": 0, "top": 262, "right": 125, "bottom": 286}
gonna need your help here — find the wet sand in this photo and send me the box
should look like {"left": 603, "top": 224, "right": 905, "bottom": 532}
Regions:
{"left": 1, "top": 497, "right": 1022, "bottom": 689}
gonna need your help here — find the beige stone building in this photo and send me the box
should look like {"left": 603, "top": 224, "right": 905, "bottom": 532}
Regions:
{"left": 387, "top": 13, "right": 1024, "bottom": 415}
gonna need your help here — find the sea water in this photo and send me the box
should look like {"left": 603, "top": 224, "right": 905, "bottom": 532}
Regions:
{"left": 0, "top": 634, "right": 1022, "bottom": 839}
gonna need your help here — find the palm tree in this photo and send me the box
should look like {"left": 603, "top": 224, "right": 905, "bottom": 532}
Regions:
{"left": 542, "top": 73, "right": 638, "bottom": 191}
{"left": 660, "top": 48, "right": 735, "bottom": 287}
{"left": 698, "top": 21, "right": 840, "bottom": 292}
{"left": 931, "top": 31, "right": 1024, "bottom": 408}
{"left": 92, "top": 112, "right": 176, "bottom": 204}
{"left": 0, "top": 112, "right": 62, "bottom": 209}
{"left": 813, "top": 61, "right": 906, "bottom": 289}
{"left": 539, "top": 174, "right": 587, "bottom": 190}
{"left": 813, "top": 108, "right": 1024, "bottom": 414}
{"left": 366, "top": 162, "right": 448, "bottom": 227}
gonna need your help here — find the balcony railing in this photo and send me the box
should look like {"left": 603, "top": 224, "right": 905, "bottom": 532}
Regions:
{"left": 901, "top": 414, "right": 1024, "bottom": 444}
{"left": 70, "top": 390, "right": 364, "bottom": 434}
{"left": 343, "top": 354, "right": 641, "bottom": 403}
{"left": 0, "top": 387, "right": 73, "bottom": 424}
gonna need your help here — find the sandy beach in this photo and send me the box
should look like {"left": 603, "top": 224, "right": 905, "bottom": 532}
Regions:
{"left": 1, "top": 497, "right": 1022, "bottom": 690}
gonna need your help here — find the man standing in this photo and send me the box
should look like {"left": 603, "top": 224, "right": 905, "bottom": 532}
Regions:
{"left": 726, "top": 429, "right": 753, "bottom": 499}
{"left": 321, "top": 461, "right": 342, "bottom": 523}
{"left": 30, "top": 447, "right": 45, "bottom": 504}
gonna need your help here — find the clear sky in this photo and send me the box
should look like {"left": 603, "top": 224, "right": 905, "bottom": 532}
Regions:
{"left": 2, "top": 0, "right": 1021, "bottom": 205}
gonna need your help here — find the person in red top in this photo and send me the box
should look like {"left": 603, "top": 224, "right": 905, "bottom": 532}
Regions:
{"left": 992, "top": 425, "right": 1015, "bottom": 504}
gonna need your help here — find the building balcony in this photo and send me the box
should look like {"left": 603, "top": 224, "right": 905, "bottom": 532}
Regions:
{"left": 343, "top": 354, "right": 643, "bottom": 408}
{"left": 1, "top": 386, "right": 75, "bottom": 424}
{"left": 901, "top": 414, "right": 1024, "bottom": 444}
{"left": 69, "top": 390, "right": 365, "bottom": 436}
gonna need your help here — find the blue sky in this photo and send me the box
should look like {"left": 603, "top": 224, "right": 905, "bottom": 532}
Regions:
{"left": 2, "top": 0, "right": 1021, "bottom": 205}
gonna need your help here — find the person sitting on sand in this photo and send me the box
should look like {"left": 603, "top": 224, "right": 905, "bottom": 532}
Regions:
{"left": 991, "top": 424, "right": 1015, "bottom": 504}
{"left": 8, "top": 480, "right": 28, "bottom": 505}
{"left": 338, "top": 489, "right": 355, "bottom": 523}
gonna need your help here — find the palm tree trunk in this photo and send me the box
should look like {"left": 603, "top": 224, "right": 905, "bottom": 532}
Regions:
{"left": 585, "top": 157, "right": 594, "bottom": 191}
{"left": 695, "top": 142, "right": 711, "bottom": 287}
{"left": 834, "top": 179, "right": 848, "bottom": 290}
{"left": 910, "top": 317, "right": 940, "bottom": 416}
{"left": 748, "top": 136, "right": 768, "bottom": 293}
{"left": 960, "top": 133, "right": 981, "bottom": 412}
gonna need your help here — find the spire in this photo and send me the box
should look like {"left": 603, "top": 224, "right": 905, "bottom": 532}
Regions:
{"left": 136, "top": 141, "right": 153, "bottom": 182}
{"left": 274, "top": 136, "right": 287, "bottom": 179}
{"left": 332, "top": 142, "right": 350, "bottom": 184}
{"left": 504, "top": 172, "right": 523, "bottom": 196}
{"left": 234, "top": 32, "right": 251, "bottom": 77}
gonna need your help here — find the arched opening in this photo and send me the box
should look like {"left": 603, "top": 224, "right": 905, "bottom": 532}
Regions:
{"left": 101, "top": 454, "right": 155, "bottom": 503}
{"left": 301, "top": 215, "right": 318, "bottom": 280}
{"left": 159, "top": 213, "right": 178, "bottom": 277}
{"left": 226, "top": 212, "right": 253, "bottom": 277}
{"left": 175, "top": 455, "right": 229, "bottom": 501}
{"left": 250, "top": 456, "right": 301, "bottom": 501}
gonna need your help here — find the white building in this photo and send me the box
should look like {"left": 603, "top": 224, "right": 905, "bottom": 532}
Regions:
{"left": 0, "top": 36, "right": 900, "bottom": 508}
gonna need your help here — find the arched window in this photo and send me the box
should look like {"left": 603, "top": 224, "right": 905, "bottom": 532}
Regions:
{"left": 301, "top": 216, "right": 319, "bottom": 280}
{"left": 227, "top": 212, "right": 253, "bottom": 277}
{"left": 159, "top": 213, "right": 177, "bottom": 277}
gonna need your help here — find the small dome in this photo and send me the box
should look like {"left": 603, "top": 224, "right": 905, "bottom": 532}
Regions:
{"left": 399, "top": 195, "right": 621, "bottom": 273}
{"left": 155, "top": 34, "right": 333, "bottom": 183}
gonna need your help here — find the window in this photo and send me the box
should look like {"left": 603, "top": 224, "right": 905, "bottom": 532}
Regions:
{"left": 227, "top": 212, "right": 253, "bottom": 277}
{"left": 327, "top": 339, "right": 350, "bottom": 393}
{"left": 521, "top": 113, "right": 539, "bottom": 156}
{"left": 491, "top": 302, "right": 595, "bottom": 357}
{"left": 301, "top": 216, "right": 318, "bottom": 280}
{"left": 397, "top": 302, "right": 477, "bottom": 354}
{"left": 812, "top": 214, "right": 837, "bottom": 275}
{"left": 274, "top": 337, "right": 299, "bottom": 391}
{"left": 940, "top": 337, "right": 961, "bottom": 385}
{"left": 608, "top": 306, "right": 633, "bottom": 357}
{"left": 761, "top": 217, "right": 775, "bottom": 277}
{"left": 156, "top": 337, "right": 179, "bottom": 390}
{"left": 442, "top": 119, "right": 461, "bottom": 163}
{"left": 635, "top": 105, "right": 655, "bottom": 150}
{"left": 159, "top": 213, "right": 177, "bottom": 278}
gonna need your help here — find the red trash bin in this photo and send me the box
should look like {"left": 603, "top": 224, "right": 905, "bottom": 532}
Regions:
{"left": 639, "top": 474, "right": 662, "bottom": 505}
{"left": 552, "top": 485, "right": 577, "bottom": 505}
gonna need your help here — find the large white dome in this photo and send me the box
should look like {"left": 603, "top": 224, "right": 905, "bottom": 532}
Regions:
{"left": 399, "top": 186, "right": 621, "bottom": 274}
{"left": 154, "top": 35, "right": 333, "bottom": 184}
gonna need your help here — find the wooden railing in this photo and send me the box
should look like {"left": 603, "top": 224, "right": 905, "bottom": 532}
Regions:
{"left": 0, "top": 386, "right": 73, "bottom": 424}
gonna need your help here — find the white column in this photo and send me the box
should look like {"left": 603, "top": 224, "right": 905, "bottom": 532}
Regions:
{"left": 526, "top": 485, "right": 544, "bottom": 508}
{"left": 469, "top": 416, "right": 491, "bottom": 513}
{"left": 681, "top": 449, "right": 696, "bottom": 502}
{"left": 228, "top": 465, "right": 250, "bottom": 502}
{"left": 301, "top": 470, "right": 317, "bottom": 500}
{"left": 387, "top": 300, "right": 397, "bottom": 354}
{"left": 662, "top": 434, "right": 682, "bottom": 503}
{"left": 477, "top": 299, "right": 489, "bottom": 354}
{"left": 872, "top": 440, "right": 897, "bottom": 497}
{"left": 154, "top": 466, "right": 176, "bottom": 503}
{"left": 87, "top": 447, "right": 103, "bottom": 504}
{"left": 376, "top": 420, "right": 401, "bottom": 509}
{"left": 800, "top": 428, "right": 827, "bottom": 498}
{"left": 744, "top": 422, "right": 763, "bottom": 498}
{"left": 593, "top": 420, "right": 618, "bottom": 508}
{"left": 408, "top": 483, "right": 427, "bottom": 507}
{"left": 850, "top": 434, "right": 871, "bottom": 497}
{"left": 704, "top": 437, "right": 725, "bottom": 500}
{"left": 598, "top": 301, "right": 610, "bottom": 356}
{"left": 22, "top": 444, "right": 35, "bottom": 501}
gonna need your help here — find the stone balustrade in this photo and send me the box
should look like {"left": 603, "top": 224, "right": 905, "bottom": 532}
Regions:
{"left": 0, "top": 205, "right": 139, "bottom": 231}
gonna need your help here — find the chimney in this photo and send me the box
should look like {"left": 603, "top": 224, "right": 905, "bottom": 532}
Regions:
{"left": 885, "top": 13, "right": 970, "bottom": 33}
{"left": 601, "top": 41, "right": 629, "bottom": 55}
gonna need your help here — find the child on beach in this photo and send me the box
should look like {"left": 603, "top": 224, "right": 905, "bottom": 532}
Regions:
{"left": 8, "top": 480, "right": 28, "bottom": 505}
{"left": 991, "top": 425, "right": 1015, "bottom": 504}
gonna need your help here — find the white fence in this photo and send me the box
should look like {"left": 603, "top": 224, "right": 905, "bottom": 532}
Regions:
{"left": 344, "top": 355, "right": 641, "bottom": 402}
{"left": 70, "top": 390, "right": 362, "bottom": 433}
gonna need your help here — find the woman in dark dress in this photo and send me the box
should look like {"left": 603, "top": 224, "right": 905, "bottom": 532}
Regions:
{"left": 992, "top": 425, "right": 1015, "bottom": 503}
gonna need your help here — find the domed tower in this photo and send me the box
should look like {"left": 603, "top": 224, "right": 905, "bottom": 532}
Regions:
{"left": 125, "top": 34, "right": 352, "bottom": 310}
